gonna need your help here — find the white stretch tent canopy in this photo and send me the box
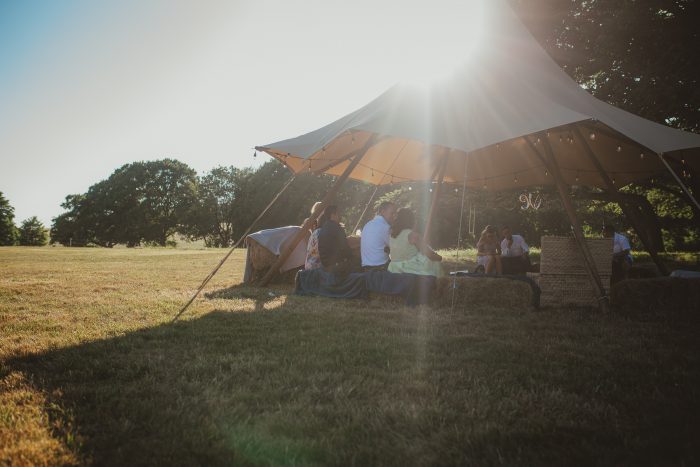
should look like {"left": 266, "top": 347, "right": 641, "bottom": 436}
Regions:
{"left": 256, "top": 0, "right": 700, "bottom": 191}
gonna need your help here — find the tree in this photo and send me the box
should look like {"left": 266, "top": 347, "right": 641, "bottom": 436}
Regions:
{"left": 18, "top": 216, "right": 48, "bottom": 246}
{"left": 51, "top": 159, "right": 198, "bottom": 247}
{"left": 0, "top": 191, "right": 18, "bottom": 246}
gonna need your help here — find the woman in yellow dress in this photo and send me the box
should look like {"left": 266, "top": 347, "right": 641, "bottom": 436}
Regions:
{"left": 387, "top": 208, "right": 443, "bottom": 277}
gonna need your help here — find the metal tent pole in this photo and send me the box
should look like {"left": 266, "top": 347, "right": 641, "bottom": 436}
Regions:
{"left": 571, "top": 126, "right": 669, "bottom": 275}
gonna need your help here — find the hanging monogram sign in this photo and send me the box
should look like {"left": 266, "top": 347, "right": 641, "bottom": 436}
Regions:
{"left": 519, "top": 192, "right": 543, "bottom": 210}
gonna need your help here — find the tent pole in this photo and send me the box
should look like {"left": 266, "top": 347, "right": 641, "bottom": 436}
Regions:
{"left": 526, "top": 135, "right": 609, "bottom": 311}
{"left": 657, "top": 153, "right": 700, "bottom": 212}
{"left": 425, "top": 153, "right": 449, "bottom": 245}
{"left": 173, "top": 174, "right": 297, "bottom": 322}
{"left": 352, "top": 184, "right": 381, "bottom": 234}
{"left": 258, "top": 136, "right": 377, "bottom": 286}
{"left": 571, "top": 126, "right": 669, "bottom": 276}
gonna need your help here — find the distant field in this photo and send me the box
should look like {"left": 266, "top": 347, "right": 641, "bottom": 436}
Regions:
{"left": 1, "top": 247, "right": 699, "bottom": 466}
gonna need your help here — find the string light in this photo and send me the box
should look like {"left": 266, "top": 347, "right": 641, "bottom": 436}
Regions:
{"left": 559, "top": 136, "right": 563, "bottom": 143}
{"left": 589, "top": 132, "right": 596, "bottom": 140}
{"left": 545, "top": 169, "right": 549, "bottom": 176}
{"left": 536, "top": 137, "right": 541, "bottom": 143}
{"left": 617, "top": 146, "right": 622, "bottom": 152}
{"left": 640, "top": 153, "right": 645, "bottom": 160}
{"left": 454, "top": 187, "right": 459, "bottom": 192}
{"left": 408, "top": 186, "right": 413, "bottom": 191}
{"left": 429, "top": 188, "right": 433, "bottom": 193}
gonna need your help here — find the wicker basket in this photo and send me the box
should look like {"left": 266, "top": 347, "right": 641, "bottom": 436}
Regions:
{"left": 539, "top": 236, "right": 612, "bottom": 307}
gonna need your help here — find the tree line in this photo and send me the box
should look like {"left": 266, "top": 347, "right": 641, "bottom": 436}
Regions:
{"left": 1, "top": 155, "right": 697, "bottom": 251}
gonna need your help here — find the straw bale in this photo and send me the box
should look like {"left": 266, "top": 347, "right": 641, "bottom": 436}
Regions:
{"left": 610, "top": 278, "right": 700, "bottom": 321}
{"left": 435, "top": 276, "right": 533, "bottom": 310}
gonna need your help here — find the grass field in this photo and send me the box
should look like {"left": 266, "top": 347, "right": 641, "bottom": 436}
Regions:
{"left": 1, "top": 247, "right": 699, "bottom": 466}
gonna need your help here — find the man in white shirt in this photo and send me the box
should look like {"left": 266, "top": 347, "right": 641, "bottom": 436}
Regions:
{"left": 500, "top": 226, "right": 531, "bottom": 274}
{"left": 603, "top": 225, "right": 632, "bottom": 283}
{"left": 360, "top": 202, "right": 397, "bottom": 271}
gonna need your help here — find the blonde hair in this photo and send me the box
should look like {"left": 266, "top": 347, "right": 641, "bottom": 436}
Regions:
{"left": 310, "top": 201, "right": 323, "bottom": 215}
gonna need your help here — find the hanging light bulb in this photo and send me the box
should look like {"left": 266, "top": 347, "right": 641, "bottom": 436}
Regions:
{"left": 514, "top": 176, "right": 518, "bottom": 183}
{"left": 545, "top": 169, "right": 549, "bottom": 176}
{"left": 408, "top": 186, "right": 413, "bottom": 191}
{"left": 616, "top": 146, "right": 622, "bottom": 153}
{"left": 559, "top": 136, "right": 563, "bottom": 143}
{"left": 589, "top": 132, "right": 596, "bottom": 140}
{"left": 454, "top": 187, "right": 459, "bottom": 193}
{"left": 429, "top": 188, "right": 433, "bottom": 193}
{"left": 612, "top": 178, "right": 616, "bottom": 185}
{"left": 546, "top": 131, "right": 551, "bottom": 137}
{"left": 536, "top": 137, "right": 541, "bottom": 143}
{"left": 640, "top": 153, "right": 645, "bottom": 160}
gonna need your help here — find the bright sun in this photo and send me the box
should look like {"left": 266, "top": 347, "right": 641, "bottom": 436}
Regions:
{"left": 398, "top": 0, "right": 487, "bottom": 88}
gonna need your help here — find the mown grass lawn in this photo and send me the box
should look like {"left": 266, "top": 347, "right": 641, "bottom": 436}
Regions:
{"left": 1, "top": 247, "right": 698, "bottom": 466}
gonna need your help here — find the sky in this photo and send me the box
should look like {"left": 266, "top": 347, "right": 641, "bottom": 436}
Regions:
{"left": 0, "top": 0, "right": 487, "bottom": 225}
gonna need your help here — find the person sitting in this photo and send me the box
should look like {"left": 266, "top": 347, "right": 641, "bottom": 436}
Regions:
{"left": 360, "top": 201, "right": 397, "bottom": 272}
{"left": 500, "top": 226, "right": 531, "bottom": 275}
{"left": 603, "top": 224, "right": 632, "bottom": 283}
{"left": 317, "top": 205, "right": 356, "bottom": 275}
{"left": 476, "top": 225, "right": 502, "bottom": 274}
{"left": 304, "top": 202, "right": 324, "bottom": 270}
{"left": 387, "top": 208, "right": 443, "bottom": 277}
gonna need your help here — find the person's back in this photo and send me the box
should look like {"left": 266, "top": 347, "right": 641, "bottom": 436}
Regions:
{"left": 389, "top": 229, "right": 419, "bottom": 262}
{"left": 360, "top": 202, "right": 396, "bottom": 270}
{"left": 387, "top": 209, "right": 442, "bottom": 278}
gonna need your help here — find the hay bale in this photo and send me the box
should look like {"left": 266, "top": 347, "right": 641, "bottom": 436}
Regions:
{"left": 435, "top": 276, "right": 533, "bottom": 310}
{"left": 246, "top": 237, "right": 298, "bottom": 284}
{"left": 610, "top": 277, "right": 700, "bottom": 321}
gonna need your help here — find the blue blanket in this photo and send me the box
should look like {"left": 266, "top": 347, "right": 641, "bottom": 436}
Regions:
{"left": 295, "top": 269, "right": 435, "bottom": 306}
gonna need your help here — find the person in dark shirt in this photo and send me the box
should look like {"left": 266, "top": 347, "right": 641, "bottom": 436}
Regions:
{"left": 317, "top": 205, "right": 355, "bottom": 274}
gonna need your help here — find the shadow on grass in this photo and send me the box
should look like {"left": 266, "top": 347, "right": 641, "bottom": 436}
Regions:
{"left": 4, "top": 300, "right": 700, "bottom": 466}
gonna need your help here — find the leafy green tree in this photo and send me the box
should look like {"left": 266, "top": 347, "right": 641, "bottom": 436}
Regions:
{"left": 0, "top": 191, "right": 18, "bottom": 246}
{"left": 190, "top": 166, "right": 248, "bottom": 247}
{"left": 18, "top": 216, "right": 48, "bottom": 246}
{"left": 51, "top": 159, "right": 198, "bottom": 247}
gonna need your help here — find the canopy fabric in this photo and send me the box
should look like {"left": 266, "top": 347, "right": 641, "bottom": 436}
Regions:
{"left": 256, "top": 1, "right": 700, "bottom": 190}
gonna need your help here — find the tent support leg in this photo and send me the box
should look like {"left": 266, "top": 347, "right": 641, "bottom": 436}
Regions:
{"left": 173, "top": 174, "right": 297, "bottom": 322}
{"left": 526, "top": 135, "right": 609, "bottom": 311}
{"left": 352, "top": 184, "right": 381, "bottom": 234}
{"left": 658, "top": 153, "right": 700, "bottom": 212}
{"left": 258, "top": 136, "right": 377, "bottom": 286}
{"left": 571, "top": 126, "right": 669, "bottom": 276}
{"left": 425, "top": 154, "right": 449, "bottom": 245}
